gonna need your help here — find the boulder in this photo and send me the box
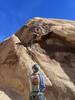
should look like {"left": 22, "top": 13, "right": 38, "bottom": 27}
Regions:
{"left": 0, "top": 17, "right": 75, "bottom": 100}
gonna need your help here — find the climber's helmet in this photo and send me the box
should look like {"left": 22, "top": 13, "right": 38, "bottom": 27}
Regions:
{"left": 32, "top": 64, "right": 40, "bottom": 73}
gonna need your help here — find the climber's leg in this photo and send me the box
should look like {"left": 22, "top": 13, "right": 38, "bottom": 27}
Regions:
{"left": 38, "top": 92, "right": 46, "bottom": 100}
{"left": 30, "top": 92, "right": 46, "bottom": 100}
{"left": 29, "top": 92, "right": 37, "bottom": 100}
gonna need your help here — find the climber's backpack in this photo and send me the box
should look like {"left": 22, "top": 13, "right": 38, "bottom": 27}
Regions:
{"left": 31, "top": 73, "right": 46, "bottom": 92}
{"left": 31, "top": 74, "right": 40, "bottom": 92}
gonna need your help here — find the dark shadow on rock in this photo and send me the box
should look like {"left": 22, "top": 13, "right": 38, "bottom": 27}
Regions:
{"left": 38, "top": 32, "right": 75, "bottom": 84}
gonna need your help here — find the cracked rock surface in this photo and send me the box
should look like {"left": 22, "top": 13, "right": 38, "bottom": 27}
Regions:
{"left": 0, "top": 17, "right": 75, "bottom": 100}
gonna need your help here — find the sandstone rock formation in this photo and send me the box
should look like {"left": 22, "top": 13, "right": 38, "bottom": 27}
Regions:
{"left": 0, "top": 17, "right": 75, "bottom": 100}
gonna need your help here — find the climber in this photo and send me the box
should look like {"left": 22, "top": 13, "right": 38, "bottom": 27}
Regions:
{"left": 30, "top": 64, "right": 46, "bottom": 100}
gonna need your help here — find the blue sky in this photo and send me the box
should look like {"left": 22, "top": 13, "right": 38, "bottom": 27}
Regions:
{"left": 0, "top": 0, "right": 75, "bottom": 42}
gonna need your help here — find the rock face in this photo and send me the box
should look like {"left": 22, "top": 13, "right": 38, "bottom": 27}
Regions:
{"left": 0, "top": 17, "right": 75, "bottom": 100}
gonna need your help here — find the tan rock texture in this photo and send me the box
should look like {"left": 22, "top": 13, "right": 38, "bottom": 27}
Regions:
{"left": 0, "top": 17, "right": 75, "bottom": 100}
